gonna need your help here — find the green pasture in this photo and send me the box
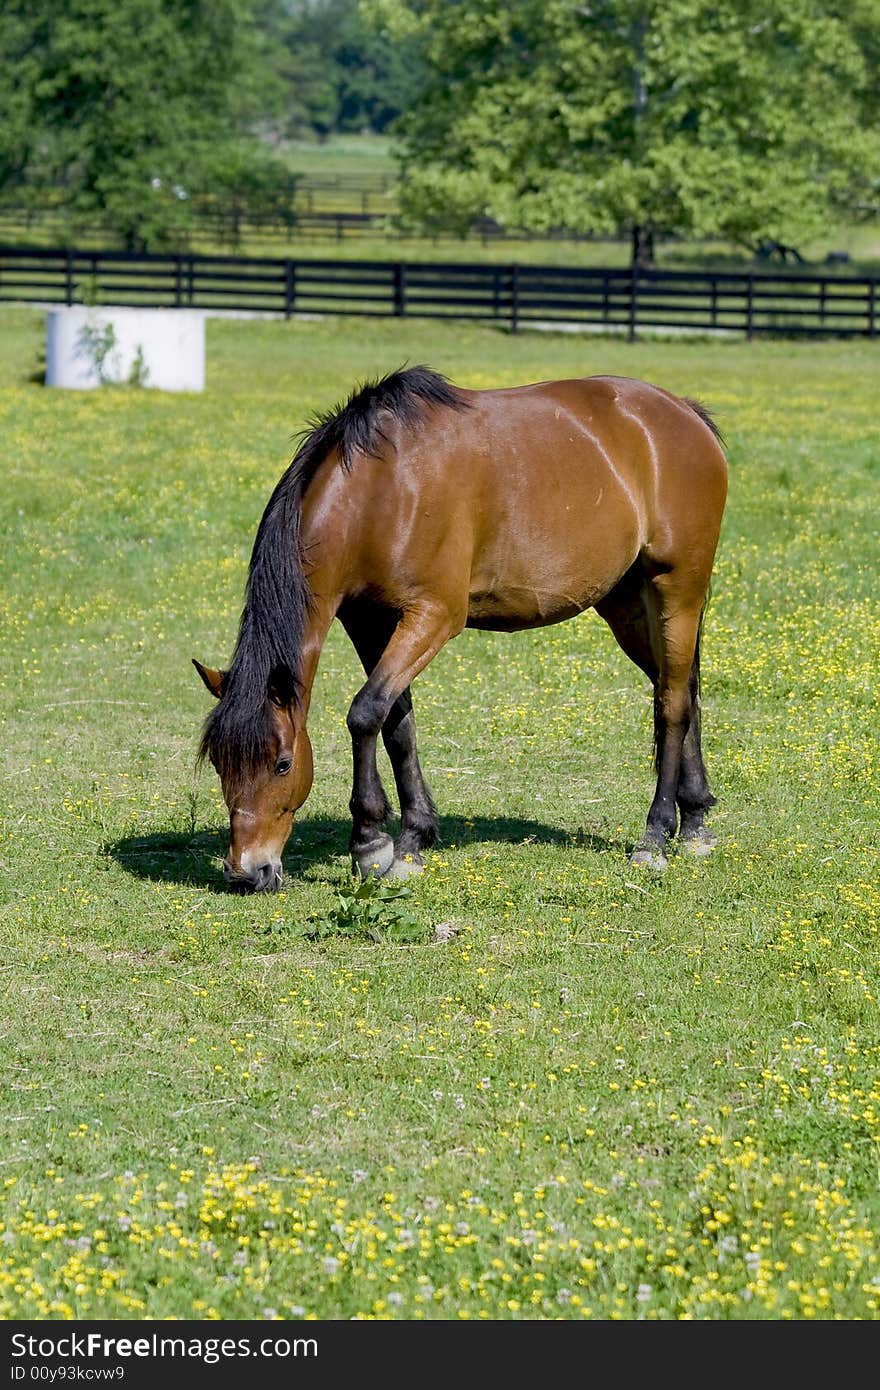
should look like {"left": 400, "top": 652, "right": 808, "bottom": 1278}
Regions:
{"left": 207, "top": 209, "right": 880, "bottom": 273}
{"left": 5, "top": 218, "right": 878, "bottom": 274}
{"left": 282, "top": 134, "right": 398, "bottom": 178}
{"left": 0, "top": 306, "right": 878, "bottom": 1320}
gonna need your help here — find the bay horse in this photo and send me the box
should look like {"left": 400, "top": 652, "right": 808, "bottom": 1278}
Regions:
{"left": 194, "top": 366, "right": 727, "bottom": 892}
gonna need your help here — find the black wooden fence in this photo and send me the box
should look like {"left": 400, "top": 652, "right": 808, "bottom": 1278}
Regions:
{"left": 1, "top": 245, "right": 877, "bottom": 338}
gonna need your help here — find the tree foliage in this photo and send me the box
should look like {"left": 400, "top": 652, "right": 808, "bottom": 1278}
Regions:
{"left": 256, "top": 0, "right": 426, "bottom": 139}
{"left": 369, "top": 0, "right": 880, "bottom": 258}
{"left": 0, "top": 0, "right": 287, "bottom": 248}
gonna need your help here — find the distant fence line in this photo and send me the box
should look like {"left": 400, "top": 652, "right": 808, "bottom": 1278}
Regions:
{"left": 0, "top": 203, "right": 618, "bottom": 248}
{"left": 1, "top": 245, "right": 877, "bottom": 339}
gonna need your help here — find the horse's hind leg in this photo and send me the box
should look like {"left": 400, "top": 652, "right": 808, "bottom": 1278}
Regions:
{"left": 596, "top": 579, "right": 668, "bottom": 867}
{"left": 676, "top": 638, "right": 717, "bottom": 856}
{"left": 597, "top": 572, "right": 717, "bottom": 867}
{"left": 635, "top": 582, "right": 714, "bottom": 868}
{"left": 340, "top": 601, "right": 440, "bottom": 880}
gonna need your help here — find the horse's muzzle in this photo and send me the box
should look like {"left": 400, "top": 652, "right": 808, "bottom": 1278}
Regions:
{"left": 223, "top": 860, "right": 283, "bottom": 894}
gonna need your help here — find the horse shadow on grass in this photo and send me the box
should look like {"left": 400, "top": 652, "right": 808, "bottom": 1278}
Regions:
{"left": 109, "top": 814, "right": 623, "bottom": 892}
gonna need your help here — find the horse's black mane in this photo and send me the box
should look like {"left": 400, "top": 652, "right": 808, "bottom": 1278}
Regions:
{"left": 198, "top": 365, "right": 467, "bottom": 787}
{"left": 295, "top": 363, "right": 465, "bottom": 481}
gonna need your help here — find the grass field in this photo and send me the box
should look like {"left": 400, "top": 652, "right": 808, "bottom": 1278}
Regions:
{"left": 8, "top": 217, "right": 875, "bottom": 274}
{"left": 282, "top": 134, "right": 398, "bottom": 179}
{"left": 1, "top": 306, "right": 878, "bottom": 1320}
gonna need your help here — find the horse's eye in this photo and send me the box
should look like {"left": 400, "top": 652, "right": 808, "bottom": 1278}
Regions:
{"left": 275, "top": 757, "right": 292, "bottom": 777}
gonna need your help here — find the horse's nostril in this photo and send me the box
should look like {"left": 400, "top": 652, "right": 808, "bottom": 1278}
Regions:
{"left": 222, "top": 860, "right": 280, "bottom": 893}
{"left": 257, "top": 863, "right": 283, "bottom": 892}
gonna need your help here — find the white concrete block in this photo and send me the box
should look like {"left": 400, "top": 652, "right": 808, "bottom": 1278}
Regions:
{"left": 45, "top": 306, "right": 205, "bottom": 391}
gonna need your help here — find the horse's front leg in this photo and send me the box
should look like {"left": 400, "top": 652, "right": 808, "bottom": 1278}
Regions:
{"left": 347, "top": 726, "right": 396, "bottom": 878}
{"left": 380, "top": 691, "right": 438, "bottom": 878}
{"left": 346, "top": 603, "right": 452, "bottom": 880}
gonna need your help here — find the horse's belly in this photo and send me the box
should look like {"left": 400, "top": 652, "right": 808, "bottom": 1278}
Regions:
{"left": 466, "top": 580, "right": 603, "bottom": 631}
{"left": 466, "top": 506, "right": 640, "bottom": 630}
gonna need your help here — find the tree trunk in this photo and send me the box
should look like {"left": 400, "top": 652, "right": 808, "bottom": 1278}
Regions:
{"left": 631, "top": 223, "right": 655, "bottom": 270}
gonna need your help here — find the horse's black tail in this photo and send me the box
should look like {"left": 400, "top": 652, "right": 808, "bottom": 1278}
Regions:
{"left": 683, "top": 398, "right": 725, "bottom": 448}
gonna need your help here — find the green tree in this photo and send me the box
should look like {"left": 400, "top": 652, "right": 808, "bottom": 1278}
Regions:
{"left": 368, "top": 0, "right": 880, "bottom": 263}
{"left": 328, "top": 0, "right": 425, "bottom": 134}
{"left": 252, "top": 0, "right": 339, "bottom": 138}
{"left": 0, "top": 11, "right": 41, "bottom": 196}
{"left": 258, "top": 0, "right": 426, "bottom": 138}
{"left": 197, "top": 140, "right": 299, "bottom": 248}
{"left": 0, "top": 0, "right": 286, "bottom": 249}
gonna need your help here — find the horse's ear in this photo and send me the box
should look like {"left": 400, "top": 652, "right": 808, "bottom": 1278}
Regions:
{"left": 192, "top": 659, "right": 226, "bottom": 700}
{"left": 268, "top": 663, "right": 296, "bottom": 708}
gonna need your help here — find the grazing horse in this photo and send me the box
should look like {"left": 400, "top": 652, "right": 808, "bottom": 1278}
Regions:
{"left": 194, "top": 366, "right": 727, "bottom": 892}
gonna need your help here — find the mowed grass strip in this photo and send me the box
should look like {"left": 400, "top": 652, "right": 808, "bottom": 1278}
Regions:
{"left": 0, "top": 307, "right": 877, "bottom": 1320}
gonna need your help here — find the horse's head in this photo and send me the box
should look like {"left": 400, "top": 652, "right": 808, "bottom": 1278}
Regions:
{"left": 193, "top": 659, "right": 313, "bottom": 893}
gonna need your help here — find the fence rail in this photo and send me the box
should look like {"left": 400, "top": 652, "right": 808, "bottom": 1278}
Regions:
{"left": 0, "top": 204, "right": 623, "bottom": 249}
{"left": 1, "top": 245, "right": 877, "bottom": 339}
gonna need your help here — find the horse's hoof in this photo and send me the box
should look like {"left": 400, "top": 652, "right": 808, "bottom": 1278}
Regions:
{"left": 680, "top": 825, "right": 718, "bottom": 858}
{"left": 352, "top": 837, "right": 395, "bottom": 879}
{"left": 630, "top": 845, "right": 668, "bottom": 872}
{"left": 383, "top": 855, "right": 424, "bottom": 882}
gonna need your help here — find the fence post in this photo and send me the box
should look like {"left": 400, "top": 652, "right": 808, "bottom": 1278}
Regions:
{"left": 628, "top": 262, "right": 639, "bottom": 342}
{"left": 65, "top": 247, "right": 74, "bottom": 306}
{"left": 187, "top": 254, "right": 195, "bottom": 306}
{"left": 284, "top": 260, "right": 296, "bottom": 318}
{"left": 745, "top": 274, "right": 754, "bottom": 341}
{"left": 393, "top": 262, "right": 406, "bottom": 316}
{"left": 710, "top": 275, "right": 718, "bottom": 330}
{"left": 868, "top": 279, "right": 876, "bottom": 338}
{"left": 510, "top": 264, "right": 519, "bottom": 334}
{"left": 174, "top": 253, "right": 183, "bottom": 308}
